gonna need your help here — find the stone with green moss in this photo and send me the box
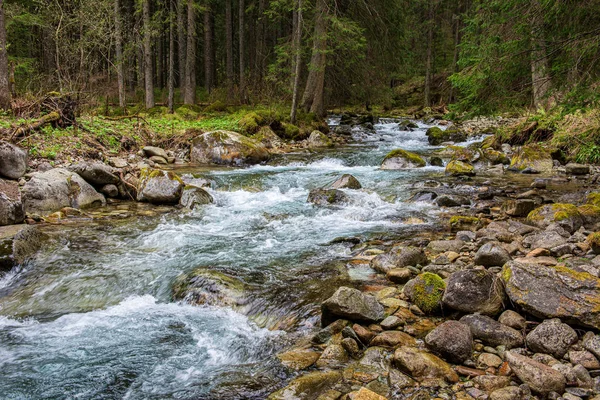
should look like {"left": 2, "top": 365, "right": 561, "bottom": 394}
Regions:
{"left": 483, "top": 148, "right": 510, "bottom": 165}
{"left": 179, "top": 185, "right": 213, "bottom": 210}
{"left": 381, "top": 149, "right": 426, "bottom": 170}
{"left": 509, "top": 144, "right": 553, "bottom": 173}
{"left": 204, "top": 100, "right": 227, "bottom": 113}
{"left": 307, "top": 130, "right": 334, "bottom": 148}
{"left": 403, "top": 272, "right": 446, "bottom": 315}
{"left": 251, "top": 126, "right": 283, "bottom": 149}
{"left": 267, "top": 370, "right": 342, "bottom": 400}
{"left": 445, "top": 160, "right": 475, "bottom": 177}
{"left": 588, "top": 232, "right": 600, "bottom": 254}
{"left": 502, "top": 260, "right": 600, "bottom": 330}
{"left": 174, "top": 105, "right": 200, "bottom": 120}
{"left": 449, "top": 216, "right": 483, "bottom": 232}
{"left": 527, "top": 203, "right": 583, "bottom": 233}
{"left": 307, "top": 188, "right": 350, "bottom": 206}
{"left": 172, "top": 267, "right": 246, "bottom": 308}
{"left": 587, "top": 192, "right": 600, "bottom": 207}
{"left": 578, "top": 204, "right": 600, "bottom": 229}
{"left": 238, "top": 112, "right": 265, "bottom": 135}
{"left": 190, "top": 130, "right": 270, "bottom": 165}
{"left": 137, "top": 168, "right": 184, "bottom": 205}
{"left": 427, "top": 127, "right": 467, "bottom": 146}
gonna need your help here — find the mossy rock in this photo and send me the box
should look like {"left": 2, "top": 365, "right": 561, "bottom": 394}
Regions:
{"left": 308, "top": 131, "right": 334, "bottom": 148}
{"left": 578, "top": 204, "right": 600, "bottom": 229}
{"left": 449, "top": 216, "right": 484, "bottom": 232}
{"left": 172, "top": 267, "right": 246, "bottom": 307}
{"left": 190, "top": 130, "right": 270, "bottom": 165}
{"left": 527, "top": 203, "right": 583, "bottom": 233}
{"left": 445, "top": 160, "right": 475, "bottom": 177}
{"left": 588, "top": 232, "right": 600, "bottom": 254}
{"left": 399, "top": 120, "right": 419, "bottom": 130}
{"left": 280, "top": 123, "right": 300, "bottom": 140}
{"left": 427, "top": 127, "right": 467, "bottom": 146}
{"left": 175, "top": 105, "right": 200, "bottom": 120}
{"left": 267, "top": 371, "right": 342, "bottom": 400}
{"left": 483, "top": 148, "right": 510, "bottom": 165}
{"left": 251, "top": 126, "right": 284, "bottom": 149}
{"left": 137, "top": 168, "right": 184, "bottom": 205}
{"left": 403, "top": 272, "right": 446, "bottom": 315}
{"left": 204, "top": 100, "right": 227, "bottom": 113}
{"left": 509, "top": 144, "right": 553, "bottom": 173}
{"left": 586, "top": 192, "right": 600, "bottom": 207}
{"left": 381, "top": 149, "right": 426, "bottom": 170}
{"left": 239, "top": 112, "right": 265, "bottom": 135}
{"left": 307, "top": 188, "right": 349, "bottom": 206}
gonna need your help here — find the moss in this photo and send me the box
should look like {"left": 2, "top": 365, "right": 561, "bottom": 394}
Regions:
{"left": 553, "top": 264, "right": 598, "bottom": 283}
{"left": 445, "top": 160, "right": 475, "bottom": 176}
{"left": 501, "top": 265, "right": 512, "bottom": 282}
{"left": 175, "top": 105, "right": 200, "bottom": 120}
{"left": 588, "top": 232, "right": 600, "bottom": 247}
{"left": 527, "top": 203, "right": 581, "bottom": 224}
{"left": 411, "top": 272, "right": 446, "bottom": 315}
{"left": 449, "top": 216, "right": 482, "bottom": 232}
{"left": 282, "top": 122, "right": 300, "bottom": 140}
{"left": 204, "top": 100, "right": 227, "bottom": 113}
{"left": 509, "top": 144, "right": 552, "bottom": 171}
{"left": 239, "top": 112, "right": 265, "bottom": 135}
{"left": 383, "top": 149, "right": 426, "bottom": 167}
{"left": 586, "top": 193, "right": 600, "bottom": 207}
{"left": 579, "top": 204, "right": 600, "bottom": 217}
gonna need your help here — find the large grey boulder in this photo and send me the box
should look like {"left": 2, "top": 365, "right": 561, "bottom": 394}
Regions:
{"left": 137, "top": 169, "right": 184, "bottom": 205}
{"left": 425, "top": 321, "right": 473, "bottom": 363}
{"left": 0, "top": 179, "right": 24, "bottom": 226}
{"left": 21, "top": 168, "right": 105, "bottom": 215}
{"left": 442, "top": 270, "right": 506, "bottom": 316}
{"left": 474, "top": 242, "right": 511, "bottom": 267}
{"left": 526, "top": 203, "right": 583, "bottom": 234}
{"left": 523, "top": 230, "right": 568, "bottom": 250}
{"left": 502, "top": 260, "right": 600, "bottom": 329}
{"left": 505, "top": 350, "right": 566, "bottom": 395}
{"left": 329, "top": 174, "right": 361, "bottom": 190}
{"left": 526, "top": 318, "right": 577, "bottom": 359}
{"left": 459, "top": 314, "right": 524, "bottom": 348}
{"left": 307, "top": 131, "right": 333, "bottom": 148}
{"left": 371, "top": 246, "right": 428, "bottom": 274}
{"left": 190, "top": 130, "right": 270, "bottom": 165}
{"left": 0, "top": 141, "right": 27, "bottom": 179}
{"left": 143, "top": 146, "right": 168, "bottom": 159}
{"left": 68, "top": 162, "right": 120, "bottom": 186}
{"left": 321, "top": 286, "right": 384, "bottom": 325}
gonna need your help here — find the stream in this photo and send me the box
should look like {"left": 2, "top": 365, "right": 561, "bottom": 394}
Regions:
{"left": 0, "top": 119, "right": 485, "bottom": 399}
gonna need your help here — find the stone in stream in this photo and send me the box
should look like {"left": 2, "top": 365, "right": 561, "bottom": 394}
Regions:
{"left": 307, "top": 130, "right": 334, "bottom": 148}
{"left": 526, "top": 203, "right": 583, "bottom": 233}
{"left": 393, "top": 346, "right": 459, "bottom": 383}
{"left": 435, "top": 194, "right": 470, "bottom": 208}
{"left": 137, "top": 169, "right": 184, "bottom": 204}
{"left": 0, "top": 179, "right": 25, "bottom": 226}
{"left": 509, "top": 144, "right": 553, "bottom": 174}
{"left": 504, "top": 350, "right": 566, "bottom": 395}
{"left": 171, "top": 267, "right": 246, "bottom": 308}
{"left": 370, "top": 246, "right": 427, "bottom": 274}
{"left": 426, "top": 126, "right": 466, "bottom": 146}
{"left": 179, "top": 185, "right": 213, "bottom": 209}
{"left": 276, "top": 349, "right": 320, "bottom": 370}
{"left": 445, "top": 160, "right": 475, "bottom": 177}
{"left": 474, "top": 242, "right": 511, "bottom": 267}
{"left": 403, "top": 273, "right": 445, "bottom": 315}
{"left": 68, "top": 161, "right": 120, "bottom": 186}
{"left": 321, "top": 287, "right": 385, "bottom": 325}
{"left": 502, "top": 261, "right": 600, "bottom": 329}
{"left": 100, "top": 184, "right": 119, "bottom": 198}
{"left": 526, "top": 318, "right": 577, "bottom": 359}
{"left": 442, "top": 269, "right": 506, "bottom": 316}
{"left": 190, "top": 130, "right": 270, "bottom": 165}
{"left": 329, "top": 174, "right": 361, "bottom": 190}
{"left": 502, "top": 199, "right": 536, "bottom": 217}
{"left": 307, "top": 188, "right": 350, "bottom": 206}
{"left": 21, "top": 168, "right": 106, "bottom": 215}
{"left": 380, "top": 149, "right": 426, "bottom": 170}
{"left": 267, "top": 370, "right": 342, "bottom": 400}
{"left": 459, "top": 314, "right": 524, "bottom": 349}
{"left": 0, "top": 141, "right": 27, "bottom": 180}
{"left": 369, "top": 330, "right": 416, "bottom": 348}
{"left": 424, "top": 320, "right": 473, "bottom": 363}
{"left": 566, "top": 163, "right": 590, "bottom": 175}
{"left": 12, "top": 225, "right": 46, "bottom": 264}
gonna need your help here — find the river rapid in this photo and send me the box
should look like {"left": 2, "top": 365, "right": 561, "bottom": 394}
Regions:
{"left": 0, "top": 119, "right": 484, "bottom": 399}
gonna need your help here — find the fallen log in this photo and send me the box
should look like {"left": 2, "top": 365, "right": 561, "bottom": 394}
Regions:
{"left": 9, "top": 111, "right": 60, "bottom": 140}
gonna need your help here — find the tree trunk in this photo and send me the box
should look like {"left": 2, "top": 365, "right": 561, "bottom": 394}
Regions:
{"left": 255, "top": 0, "right": 266, "bottom": 85}
{"left": 204, "top": 2, "right": 214, "bottom": 94}
{"left": 530, "top": 0, "right": 550, "bottom": 109}
{"left": 143, "top": 0, "right": 155, "bottom": 108}
{"left": 424, "top": 0, "right": 435, "bottom": 107}
{"left": 225, "top": 0, "right": 234, "bottom": 102}
{"left": 290, "top": 0, "right": 303, "bottom": 124}
{"left": 114, "top": 0, "right": 126, "bottom": 109}
{"left": 301, "top": 0, "right": 328, "bottom": 117}
{"left": 239, "top": 0, "right": 246, "bottom": 103}
{"left": 184, "top": 0, "right": 196, "bottom": 105}
{"left": 168, "top": 0, "right": 175, "bottom": 113}
{"left": 177, "top": 0, "right": 187, "bottom": 99}
{"left": 448, "top": 1, "right": 462, "bottom": 104}
{"left": 0, "top": 0, "right": 11, "bottom": 110}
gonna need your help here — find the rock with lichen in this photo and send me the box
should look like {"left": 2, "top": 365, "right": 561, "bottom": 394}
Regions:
{"left": 190, "top": 130, "right": 270, "bottom": 165}
{"left": 526, "top": 203, "right": 583, "bottom": 233}
{"left": 381, "top": 149, "right": 426, "bottom": 169}
{"left": 403, "top": 272, "right": 446, "bottom": 315}
{"left": 509, "top": 144, "right": 553, "bottom": 173}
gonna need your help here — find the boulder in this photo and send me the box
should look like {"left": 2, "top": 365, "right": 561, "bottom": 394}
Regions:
{"left": 142, "top": 146, "right": 168, "bottom": 159}
{"left": 307, "top": 131, "right": 334, "bottom": 148}
{"left": 442, "top": 270, "right": 506, "bottom": 316}
{"left": 321, "top": 287, "right": 385, "bottom": 325}
{"left": 307, "top": 188, "right": 349, "bottom": 206}
{"left": 277, "top": 349, "right": 320, "bottom": 370}
{"left": 526, "top": 318, "right": 577, "bottom": 359}
{"left": 190, "top": 130, "right": 270, "bottom": 165}
{"left": 252, "top": 126, "right": 283, "bottom": 149}
{"left": 426, "top": 127, "right": 466, "bottom": 146}
{"left": 172, "top": 267, "right": 246, "bottom": 308}
{"left": 459, "top": 314, "right": 524, "bottom": 348}
{"left": 21, "top": 168, "right": 105, "bottom": 215}
{"left": 370, "top": 246, "right": 428, "bottom": 274}
{"left": 505, "top": 350, "right": 566, "bottom": 395}
{"left": 498, "top": 310, "right": 526, "bottom": 330}
{"left": 435, "top": 195, "right": 470, "bottom": 208}
{"left": 425, "top": 321, "right": 473, "bottom": 363}
{"left": 445, "top": 160, "right": 475, "bottom": 177}
{"left": 427, "top": 240, "right": 465, "bottom": 254}
{"left": 0, "top": 179, "right": 25, "bottom": 226}
{"left": 566, "top": 163, "right": 590, "bottom": 175}
{"left": 100, "top": 184, "right": 119, "bottom": 198}
{"left": 267, "top": 370, "right": 341, "bottom": 400}
{"left": 393, "top": 346, "right": 459, "bottom": 383}
{"left": 502, "top": 261, "right": 600, "bottom": 329}
{"left": 403, "top": 273, "right": 446, "bottom": 315}
{"left": 509, "top": 144, "right": 553, "bottom": 173}
{"left": 527, "top": 203, "right": 583, "bottom": 234}
{"left": 68, "top": 161, "right": 120, "bottom": 186}
{"left": 0, "top": 141, "right": 27, "bottom": 179}
{"left": 137, "top": 169, "right": 184, "bottom": 204}
{"left": 329, "top": 174, "right": 361, "bottom": 190}
{"left": 502, "top": 199, "right": 536, "bottom": 217}
{"left": 523, "top": 230, "right": 568, "bottom": 250}
{"left": 370, "top": 331, "right": 416, "bottom": 348}
{"left": 180, "top": 185, "right": 213, "bottom": 209}
{"left": 381, "top": 149, "right": 426, "bottom": 169}
{"left": 474, "top": 242, "right": 511, "bottom": 267}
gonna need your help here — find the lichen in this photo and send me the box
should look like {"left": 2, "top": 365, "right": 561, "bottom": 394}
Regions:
{"left": 587, "top": 193, "right": 600, "bottom": 207}
{"left": 578, "top": 204, "right": 600, "bottom": 217}
{"left": 445, "top": 160, "right": 475, "bottom": 176}
{"left": 449, "top": 216, "right": 481, "bottom": 232}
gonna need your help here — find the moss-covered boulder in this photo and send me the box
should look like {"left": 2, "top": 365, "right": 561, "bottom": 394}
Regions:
{"left": 449, "top": 216, "right": 484, "bottom": 232}
{"left": 502, "top": 261, "right": 600, "bottom": 329}
{"left": 403, "top": 272, "right": 446, "bottom": 315}
{"left": 307, "top": 130, "right": 334, "bottom": 148}
{"left": 190, "top": 130, "right": 270, "bottom": 166}
{"left": 445, "top": 160, "right": 475, "bottom": 177}
{"left": 483, "top": 148, "right": 510, "bottom": 165}
{"left": 426, "top": 127, "right": 467, "bottom": 146}
{"left": 238, "top": 112, "right": 265, "bottom": 135}
{"left": 588, "top": 232, "right": 600, "bottom": 254}
{"left": 251, "top": 126, "right": 283, "bottom": 149}
{"left": 267, "top": 371, "right": 342, "bottom": 400}
{"left": 179, "top": 185, "right": 213, "bottom": 210}
{"left": 381, "top": 149, "right": 426, "bottom": 170}
{"left": 526, "top": 203, "right": 583, "bottom": 233}
{"left": 578, "top": 204, "right": 600, "bottom": 229}
{"left": 172, "top": 267, "right": 246, "bottom": 307}
{"left": 137, "top": 168, "right": 184, "bottom": 205}
{"left": 509, "top": 144, "right": 553, "bottom": 173}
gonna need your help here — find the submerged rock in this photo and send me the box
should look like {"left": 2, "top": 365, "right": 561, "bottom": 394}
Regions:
{"left": 21, "top": 168, "right": 105, "bottom": 215}
{"left": 0, "top": 141, "right": 27, "bottom": 180}
{"left": 190, "top": 130, "right": 270, "bottom": 165}
{"left": 172, "top": 267, "right": 246, "bottom": 307}
{"left": 0, "top": 179, "right": 24, "bottom": 226}
{"left": 505, "top": 350, "right": 566, "bottom": 395}
{"left": 329, "top": 174, "right": 361, "bottom": 190}
{"left": 442, "top": 269, "right": 506, "bottom": 316}
{"left": 307, "top": 188, "right": 350, "bottom": 206}
{"left": 502, "top": 260, "right": 600, "bottom": 329}
{"left": 321, "top": 286, "right": 385, "bottom": 325}
{"left": 137, "top": 169, "right": 184, "bottom": 204}
{"left": 381, "top": 149, "right": 426, "bottom": 170}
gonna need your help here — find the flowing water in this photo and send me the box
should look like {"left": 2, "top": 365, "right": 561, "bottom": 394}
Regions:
{"left": 0, "top": 120, "right": 484, "bottom": 399}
